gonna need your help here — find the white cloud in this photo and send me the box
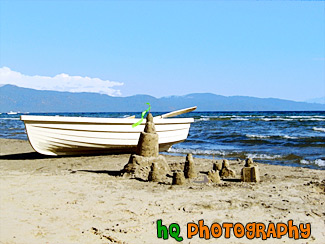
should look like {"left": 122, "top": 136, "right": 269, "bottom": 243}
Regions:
{"left": 0, "top": 67, "right": 123, "bottom": 96}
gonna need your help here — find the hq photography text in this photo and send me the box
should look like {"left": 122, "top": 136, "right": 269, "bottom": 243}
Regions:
{"left": 156, "top": 219, "right": 311, "bottom": 241}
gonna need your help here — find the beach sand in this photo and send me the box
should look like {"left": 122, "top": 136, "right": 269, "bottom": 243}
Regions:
{"left": 0, "top": 138, "right": 324, "bottom": 243}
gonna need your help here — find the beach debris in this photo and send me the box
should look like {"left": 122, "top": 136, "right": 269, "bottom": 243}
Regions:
{"left": 184, "top": 153, "right": 197, "bottom": 179}
{"left": 208, "top": 170, "right": 221, "bottom": 183}
{"left": 241, "top": 158, "right": 260, "bottom": 182}
{"left": 172, "top": 171, "right": 186, "bottom": 185}
{"left": 123, "top": 113, "right": 170, "bottom": 181}
{"left": 219, "top": 159, "right": 237, "bottom": 178}
{"left": 90, "top": 227, "right": 121, "bottom": 243}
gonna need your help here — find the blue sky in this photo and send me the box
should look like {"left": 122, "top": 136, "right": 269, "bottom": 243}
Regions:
{"left": 0, "top": 0, "right": 324, "bottom": 101}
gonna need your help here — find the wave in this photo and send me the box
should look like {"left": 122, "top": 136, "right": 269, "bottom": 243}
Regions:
{"left": 0, "top": 118, "right": 20, "bottom": 120}
{"left": 196, "top": 115, "right": 325, "bottom": 122}
{"left": 287, "top": 116, "right": 325, "bottom": 119}
{"left": 261, "top": 118, "right": 294, "bottom": 121}
{"left": 201, "top": 115, "right": 219, "bottom": 118}
{"left": 168, "top": 148, "right": 283, "bottom": 161}
{"left": 282, "top": 135, "right": 298, "bottom": 139}
{"left": 245, "top": 153, "right": 282, "bottom": 160}
{"left": 168, "top": 148, "right": 226, "bottom": 156}
{"left": 300, "top": 159, "right": 325, "bottom": 167}
{"left": 246, "top": 134, "right": 270, "bottom": 139}
{"left": 301, "top": 118, "right": 325, "bottom": 121}
{"left": 245, "top": 134, "right": 298, "bottom": 139}
{"left": 231, "top": 118, "right": 249, "bottom": 121}
{"left": 313, "top": 127, "right": 325, "bottom": 133}
{"left": 263, "top": 117, "right": 325, "bottom": 122}
{"left": 195, "top": 118, "right": 210, "bottom": 121}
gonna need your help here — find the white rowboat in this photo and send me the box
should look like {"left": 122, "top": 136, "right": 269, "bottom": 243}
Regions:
{"left": 20, "top": 107, "right": 196, "bottom": 156}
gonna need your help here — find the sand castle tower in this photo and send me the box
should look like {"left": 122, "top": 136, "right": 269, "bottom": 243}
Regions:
{"left": 172, "top": 171, "right": 186, "bottom": 185}
{"left": 123, "top": 113, "right": 170, "bottom": 181}
{"left": 148, "top": 162, "right": 161, "bottom": 182}
{"left": 213, "top": 161, "right": 223, "bottom": 171}
{"left": 208, "top": 170, "right": 221, "bottom": 183}
{"left": 184, "top": 153, "right": 197, "bottom": 179}
{"left": 219, "top": 159, "right": 237, "bottom": 178}
{"left": 136, "top": 113, "right": 159, "bottom": 157}
{"left": 241, "top": 158, "right": 260, "bottom": 182}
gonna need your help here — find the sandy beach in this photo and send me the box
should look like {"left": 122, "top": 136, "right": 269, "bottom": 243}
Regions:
{"left": 0, "top": 138, "right": 324, "bottom": 243}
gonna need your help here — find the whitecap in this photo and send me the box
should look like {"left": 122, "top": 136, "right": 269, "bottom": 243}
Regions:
{"left": 246, "top": 153, "right": 281, "bottom": 160}
{"left": 168, "top": 148, "right": 226, "bottom": 156}
{"left": 246, "top": 134, "right": 270, "bottom": 139}
{"left": 300, "top": 159, "right": 325, "bottom": 167}
{"left": 261, "top": 118, "right": 275, "bottom": 121}
{"left": 0, "top": 118, "right": 20, "bottom": 120}
{"left": 230, "top": 118, "right": 249, "bottom": 121}
{"left": 218, "top": 116, "right": 235, "bottom": 118}
{"left": 261, "top": 118, "right": 295, "bottom": 121}
{"left": 304, "top": 118, "right": 325, "bottom": 121}
{"left": 282, "top": 135, "right": 298, "bottom": 139}
{"left": 313, "top": 127, "right": 325, "bottom": 133}
{"left": 195, "top": 117, "right": 210, "bottom": 121}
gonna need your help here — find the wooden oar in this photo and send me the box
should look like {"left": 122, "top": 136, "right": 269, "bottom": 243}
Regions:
{"left": 154, "top": 106, "right": 197, "bottom": 119}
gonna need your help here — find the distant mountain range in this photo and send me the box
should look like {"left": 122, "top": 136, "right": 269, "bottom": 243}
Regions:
{"left": 305, "top": 97, "right": 325, "bottom": 105}
{"left": 0, "top": 84, "right": 324, "bottom": 112}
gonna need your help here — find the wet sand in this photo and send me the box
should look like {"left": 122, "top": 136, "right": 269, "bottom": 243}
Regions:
{"left": 0, "top": 138, "right": 324, "bottom": 243}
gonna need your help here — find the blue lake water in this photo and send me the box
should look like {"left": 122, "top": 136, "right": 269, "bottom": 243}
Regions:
{"left": 1, "top": 111, "right": 324, "bottom": 170}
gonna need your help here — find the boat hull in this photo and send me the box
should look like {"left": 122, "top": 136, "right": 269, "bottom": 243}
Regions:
{"left": 20, "top": 115, "right": 194, "bottom": 156}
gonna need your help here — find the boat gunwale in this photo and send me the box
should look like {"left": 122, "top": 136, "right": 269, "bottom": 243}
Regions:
{"left": 20, "top": 115, "right": 194, "bottom": 124}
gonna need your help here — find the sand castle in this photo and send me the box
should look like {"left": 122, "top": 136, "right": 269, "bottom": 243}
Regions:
{"left": 208, "top": 170, "right": 221, "bottom": 183}
{"left": 148, "top": 162, "right": 162, "bottom": 182}
{"left": 123, "top": 114, "right": 260, "bottom": 186}
{"left": 241, "top": 158, "right": 260, "bottom": 182}
{"left": 213, "top": 161, "right": 223, "bottom": 171}
{"left": 219, "top": 159, "right": 236, "bottom": 178}
{"left": 184, "top": 153, "right": 197, "bottom": 179}
{"left": 172, "top": 171, "right": 186, "bottom": 185}
{"left": 123, "top": 113, "right": 170, "bottom": 181}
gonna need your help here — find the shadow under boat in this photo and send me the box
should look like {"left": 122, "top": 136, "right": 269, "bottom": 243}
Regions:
{"left": 0, "top": 151, "right": 130, "bottom": 160}
{"left": 76, "top": 169, "right": 123, "bottom": 177}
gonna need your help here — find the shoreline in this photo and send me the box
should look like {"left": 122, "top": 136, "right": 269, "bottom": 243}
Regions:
{"left": 0, "top": 138, "right": 324, "bottom": 243}
{"left": 2, "top": 137, "right": 324, "bottom": 171}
